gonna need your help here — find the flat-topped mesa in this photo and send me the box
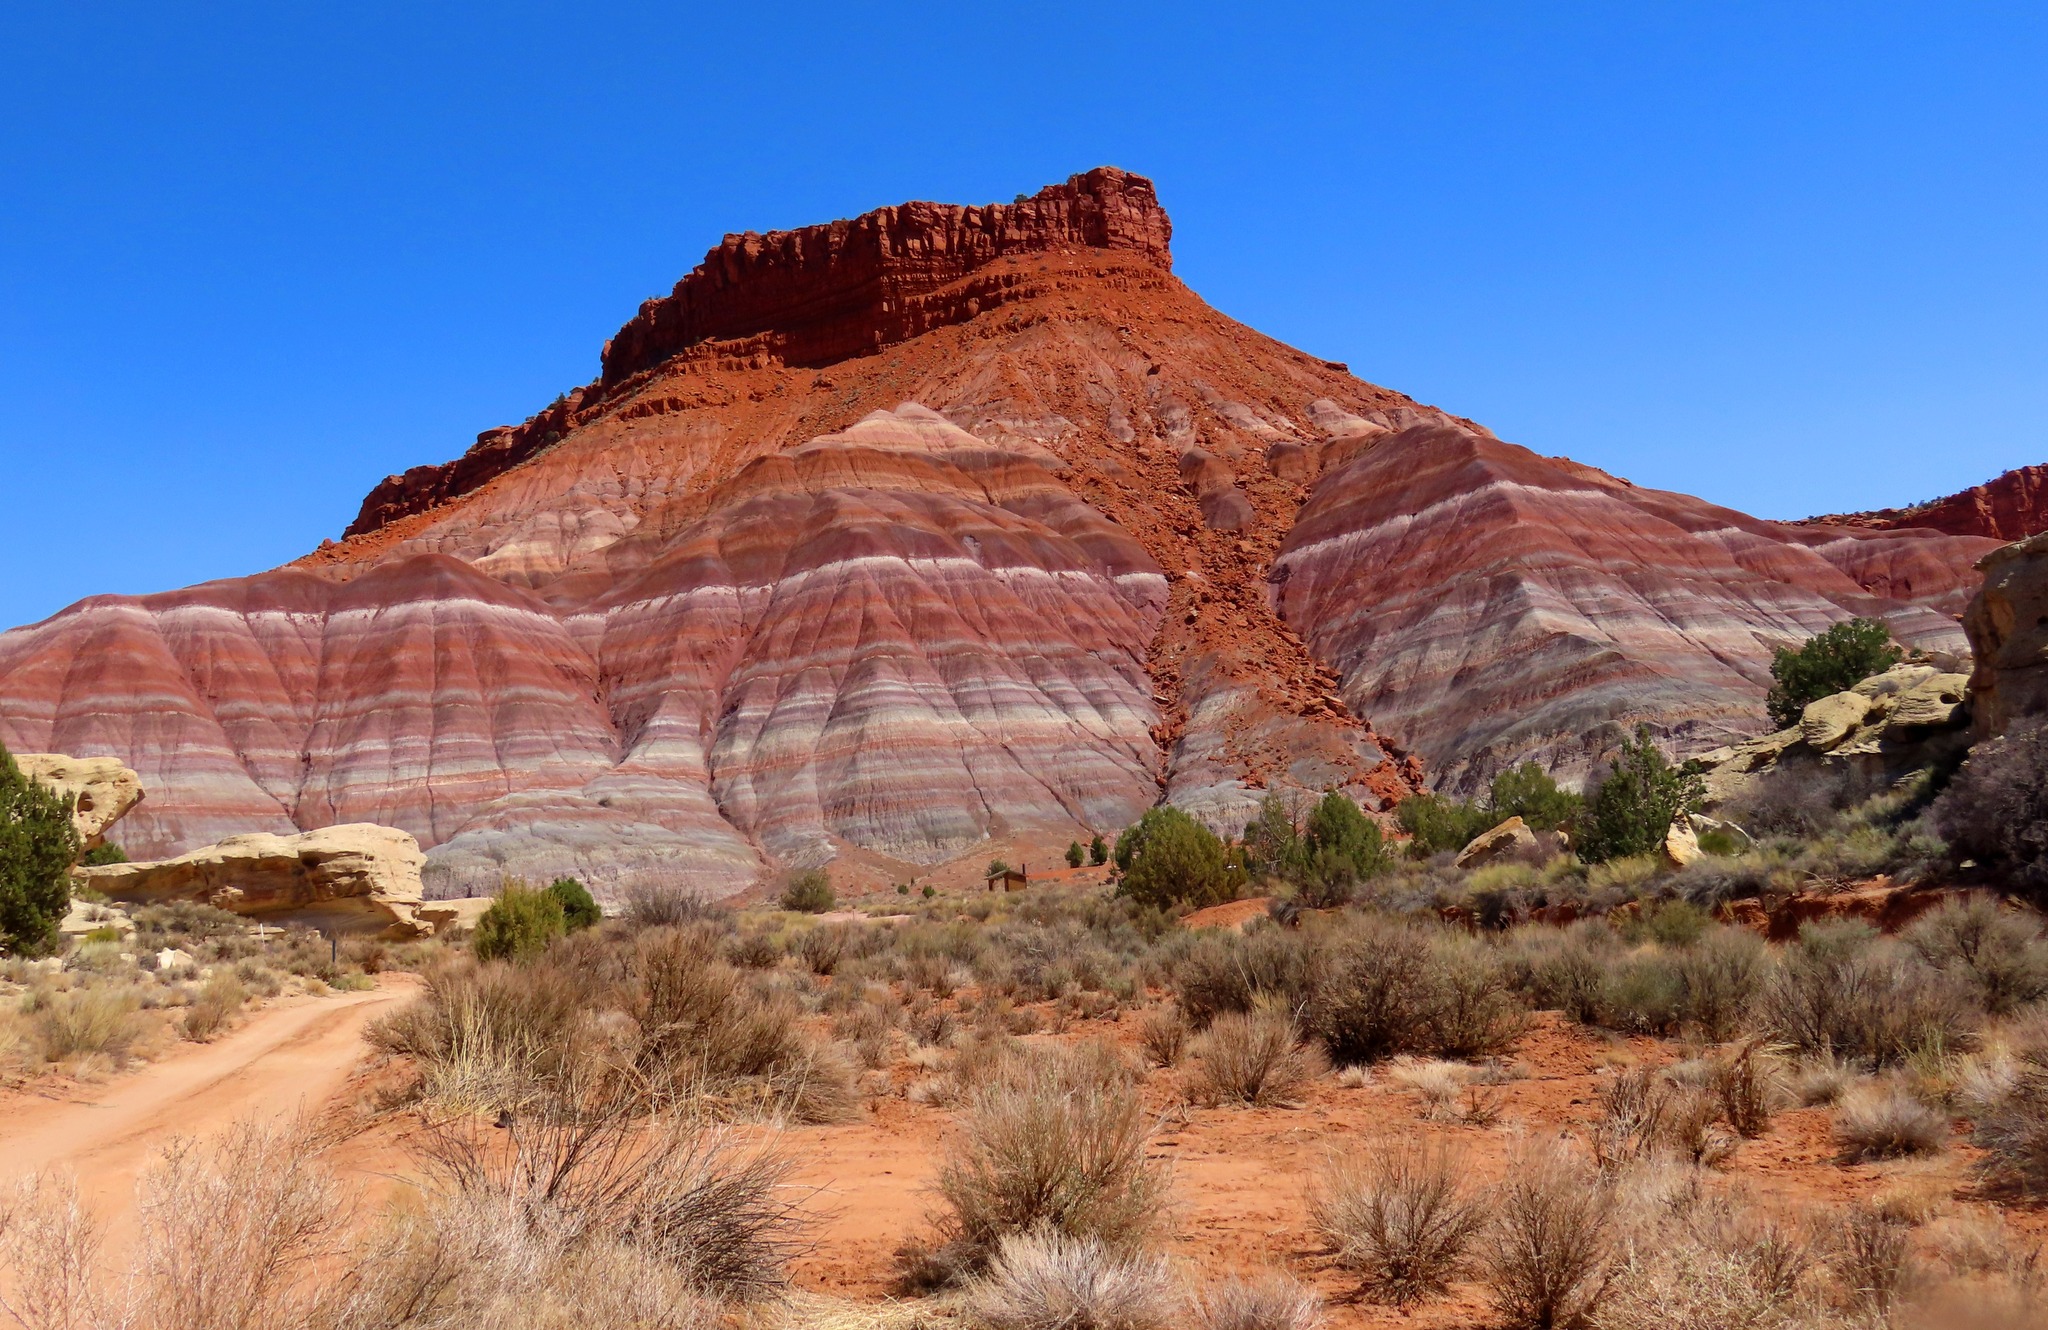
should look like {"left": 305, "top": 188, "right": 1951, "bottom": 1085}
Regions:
{"left": 343, "top": 166, "right": 1171, "bottom": 540}
{"left": 1799, "top": 463, "right": 2048, "bottom": 542}
{"left": 599, "top": 165, "right": 1173, "bottom": 384}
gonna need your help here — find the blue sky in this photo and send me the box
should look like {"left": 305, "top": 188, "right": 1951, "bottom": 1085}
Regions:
{"left": 3, "top": 3, "right": 2043, "bottom": 631}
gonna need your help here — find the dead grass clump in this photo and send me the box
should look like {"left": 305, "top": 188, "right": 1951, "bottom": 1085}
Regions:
{"left": 369, "top": 953, "right": 595, "bottom": 1110}
{"left": 1188, "top": 1272, "right": 1323, "bottom": 1330}
{"left": 29, "top": 986, "right": 145, "bottom": 1063}
{"left": 411, "top": 1094, "right": 805, "bottom": 1305}
{"left": 1827, "top": 1205, "right": 1917, "bottom": 1318}
{"left": 180, "top": 970, "right": 247, "bottom": 1042}
{"left": 1187, "top": 1007, "right": 1323, "bottom": 1107}
{"left": 1137, "top": 1005, "right": 1187, "bottom": 1069}
{"left": 1834, "top": 1081, "right": 1949, "bottom": 1161}
{"left": 1311, "top": 1138, "right": 1485, "bottom": 1304}
{"left": 1591, "top": 1067, "right": 1734, "bottom": 1169}
{"left": 912, "top": 1042, "right": 1168, "bottom": 1285}
{"left": 1598, "top": 1210, "right": 1810, "bottom": 1330}
{"left": 1478, "top": 1143, "right": 1612, "bottom": 1330}
{"left": 964, "top": 1231, "right": 1177, "bottom": 1330}
{"left": 0, "top": 1172, "right": 108, "bottom": 1329}
{"left": 1710, "top": 1039, "right": 1786, "bottom": 1139}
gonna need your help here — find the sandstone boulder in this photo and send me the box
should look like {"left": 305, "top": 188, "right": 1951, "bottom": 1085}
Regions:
{"left": 1664, "top": 818, "right": 1702, "bottom": 868}
{"left": 1965, "top": 531, "right": 2048, "bottom": 739}
{"left": 16, "top": 754, "right": 143, "bottom": 850}
{"left": 1456, "top": 816, "right": 1538, "bottom": 869}
{"left": 77, "top": 824, "right": 433, "bottom": 937}
{"left": 1700, "top": 661, "right": 1975, "bottom": 808}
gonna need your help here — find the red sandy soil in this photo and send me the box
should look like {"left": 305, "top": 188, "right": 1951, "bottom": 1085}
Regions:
{"left": 0, "top": 975, "right": 418, "bottom": 1250}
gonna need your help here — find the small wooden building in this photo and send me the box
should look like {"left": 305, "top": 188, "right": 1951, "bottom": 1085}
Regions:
{"left": 986, "top": 865, "right": 1029, "bottom": 892}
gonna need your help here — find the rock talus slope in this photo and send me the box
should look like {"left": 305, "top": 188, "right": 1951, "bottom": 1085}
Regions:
{"left": 0, "top": 167, "right": 2007, "bottom": 893}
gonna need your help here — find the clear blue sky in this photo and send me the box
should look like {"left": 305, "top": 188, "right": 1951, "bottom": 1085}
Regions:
{"left": 3, "top": 3, "right": 2044, "bottom": 631}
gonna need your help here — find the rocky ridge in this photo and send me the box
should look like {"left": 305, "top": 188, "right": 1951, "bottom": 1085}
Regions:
{"left": 1800, "top": 463, "right": 2048, "bottom": 543}
{"left": 0, "top": 168, "right": 2008, "bottom": 896}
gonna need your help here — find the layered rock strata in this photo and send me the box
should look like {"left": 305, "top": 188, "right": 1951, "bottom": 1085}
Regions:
{"left": 1963, "top": 531, "right": 2048, "bottom": 738}
{"left": 0, "top": 168, "right": 2012, "bottom": 895}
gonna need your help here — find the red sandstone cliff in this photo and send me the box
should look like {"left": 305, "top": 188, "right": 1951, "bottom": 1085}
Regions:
{"left": 1800, "top": 464, "right": 2048, "bottom": 543}
{"left": 0, "top": 168, "right": 2002, "bottom": 893}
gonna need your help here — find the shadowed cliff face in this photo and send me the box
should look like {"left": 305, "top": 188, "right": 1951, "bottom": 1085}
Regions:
{"left": 0, "top": 168, "right": 2002, "bottom": 894}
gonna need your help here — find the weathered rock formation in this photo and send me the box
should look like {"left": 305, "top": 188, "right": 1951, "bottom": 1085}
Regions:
{"left": 1963, "top": 531, "right": 2048, "bottom": 738}
{"left": 0, "top": 168, "right": 2008, "bottom": 896}
{"left": 1802, "top": 464, "right": 2048, "bottom": 543}
{"left": 16, "top": 754, "right": 143, "bottom": 849}
{"left": 1455, "top": 817, "right": 1538, "bottom": 869}
{"left": 1697, "top": 663, "right": 1974, "bottom": 806}
{"left": 76, "top": 823, "right": 432, "bottom": 936}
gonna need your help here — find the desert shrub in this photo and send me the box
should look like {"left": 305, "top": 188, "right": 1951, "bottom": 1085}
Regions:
{"left": 1597, "top": 1206, "right": 1810, "bottom": 1330}
{"left": 628, "top": 926, "right": 855, "bottom": 1123}
{"left": 180, "top": 970, "right": 247, "bottom": 1041}
{"left": 1672, "top": 927, "right": 1771, "bottom": 1041}
{"left": 1395, "top": 792, "right": 1496, "bottom": 858}
{"left": 725, "top": 930, "right": 780, "bottom": 969}
{"left": 128, "top": 1118, "right": 344, "bottom": 1330}
{"left": 1422, "top": 934, "right": 1526, "bottom": 1058}
{"left": 1598, "top": 951, "right": 1688, "bottom": 1035}
{"left": 919, "top": 1043, "right": 1168, "bottom": 1279}
{"left": 1172, "top": 925, "right": 1315, "bottom": 1029}
{"left": 1304, "top": 916, "right": 1433, "bottom": 1064}
{"left": 1577, "top": 727, "right": 1703, "bottom": 864}
{"left": 1311, "top": 1138, "right": 1485, "bottom": 1304}
{"left": 1187, "top": 1006, "right": 1322, "bottom": 1107}
{"left": 1766, "top": 921, "right": 1978, "bottom": 1066}
{"left": 1724, "top": 763, "right": 1857, "bottom": 842}
{"left": 29, "top": 986, "right": 143, "bottom": 1062}
{"left": 779, "top": 869, "right": 835, "bottom": 914}
{"left": 1973, "top": 1030, "right": 2048, "bottom": 1196}
{"left": 796, "top": 923, "right": 850, "bottom": 976}
{"left": 964, "top": 1231, "right": 1177, "bottom": 1330}
{"left": 1588, "top": 1067, "right": 1733, "bottom": 1169}
{"left": 1189, "top": 1272, "right": 1324, "bottom": 1330}
{"left": 78, "top": 842, "right": 128, "bottom": 866}
{"left": 1479, "top": 1143, "right": 1611, "bottom": 1330}
{"left": 1090, "top": 835, "right": 1110, "bottom": 866}
{"left": 1116, "top": 806, "right": 1232, "bottom": 909}
{"left": 0, "top": 742, "right": 79, "bottom": 956}
{"left": 1301, "top": 790, "right": 1390, "bottom": 889}
{"left": 1067, "top": 841, "right": 1086, "bottom": 868}
{"left": 622, "top": 882, "right": 728, "bottom": 929}
{"left": 1766, "top": 618, "right": 1901, "bottom": 729}
{"left": 1136, "top": 1005, "right": 1187, "bottom": 1069}
{"left": 1905, "top": 897, "right": 2048, "bottom": 1015}
{"left": 370, "top": 954, "right": 597, "bottom": 1109}
{"left": 1834, "top": 1080, "right": 1949, "bottom": 1160}
{"left": 545, "top": 877, "right": 602, "bottom": 931}
{"left": 472, "top": 882, "right": 567, "bottom": 962}
{"left": 131, "top": 899, "right": 253, "bottom": 946}
{"left": 1502, "top": 922, "right": 1613, "bottom": 1024}
{"left": 1932, "top": 718, "right": 2048, "bottom": 893}
{"left": 1618, "top": 898, "right": 1707, "bottom": 949}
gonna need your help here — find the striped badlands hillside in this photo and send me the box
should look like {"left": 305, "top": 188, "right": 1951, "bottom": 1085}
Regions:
{"left": 0, "top": 168, "right": 2003, "bottom": 896}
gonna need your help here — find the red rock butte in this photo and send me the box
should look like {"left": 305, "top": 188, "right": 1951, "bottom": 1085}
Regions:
{"left": 0, "top": 168, "right": 2014, "bottom": 898}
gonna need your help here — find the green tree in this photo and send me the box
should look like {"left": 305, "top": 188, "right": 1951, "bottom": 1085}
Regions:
{"left": 0, "top": 743, "right": 79, "bottom": 955}
{"left": 1395, "top": 792, "right": 1496, "bottom": 858}
{"left": 1766, "top": 618, "right": 1903, "bottom": 728}
{"left": 472, "top": 882, "right": 566, "bottom": 962}
{"left": 79, "top": 842, "right": 129, "bottom": 867}
{"left": 780, "top": 869, "right": 836, "bottom": 914}
{"left": 1240, "top": 793, "right": 1305, "bottom": 882}
{"left": 1065, "top": 841, "right": 1085, "bottom": 868}
{"left": 1088, "top": 834, "right": 1109, "bottom": 866}
{"left": 1114, "top": 806, "right": 1229, "bottom": 909}
{"left": 1486, "top": 763, "right": 1582, "bottom": 832}
{"left": 1303, "top": 790, "right": 1389, "bottom": 880}
{"left": 545, "top": 876, "right": 601, "bottom": 931}
{"left": 1577, "top": 726, "right": 1705, "bottom": 864}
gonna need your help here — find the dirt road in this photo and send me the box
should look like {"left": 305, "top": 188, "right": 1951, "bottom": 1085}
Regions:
{"left": 0, "top": 974, "right": 416, "bottom": 1230}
